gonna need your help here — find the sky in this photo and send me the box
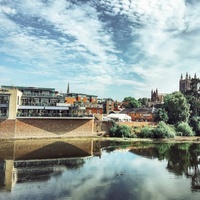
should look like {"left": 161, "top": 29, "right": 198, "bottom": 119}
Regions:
{"left": 0, "top": 0, "right": 200, "bottom": 101}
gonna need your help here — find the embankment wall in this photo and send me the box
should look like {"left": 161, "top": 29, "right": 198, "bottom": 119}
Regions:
{"left": 0, "top": 118, "right": 95, "bottom": 139}
{"left": 0, "top": 119, "right": 156, "bottom": 139}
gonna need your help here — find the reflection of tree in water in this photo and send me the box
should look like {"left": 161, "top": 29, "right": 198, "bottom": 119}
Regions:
{"left": 166, "top": 143, "right": 191, "bottom": 176}
{"left": 155, "top": 143, "right": 200, "bottom": 192}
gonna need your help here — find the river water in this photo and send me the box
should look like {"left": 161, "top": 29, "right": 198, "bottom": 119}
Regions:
{"left": 0, "top": 139, "right": 199, "bottom": 200}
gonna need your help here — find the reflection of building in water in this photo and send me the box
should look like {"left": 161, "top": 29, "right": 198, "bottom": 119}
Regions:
{"left": 0, "top": 139, "right": 102, "bottom": 191}
{"left": 0, "top": 160, "right": 17, "bottom": 192}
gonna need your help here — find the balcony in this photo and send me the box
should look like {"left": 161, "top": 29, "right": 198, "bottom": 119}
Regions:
{"left": 22, "top": 93, "right": 57, "bottom": 97}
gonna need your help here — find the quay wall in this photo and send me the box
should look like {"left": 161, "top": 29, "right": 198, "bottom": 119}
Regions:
{"left": 0, "top": 118, "right": 95, "bottom": 139}
{"left": 0, "top": 119, "right": 156, "bottom": 139}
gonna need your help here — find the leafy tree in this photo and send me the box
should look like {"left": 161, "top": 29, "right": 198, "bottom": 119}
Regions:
{"left": 163, "top": 91, "right": 190, "bottom": 125}
{"left": 186, "top": 95, "right": 200, "bottom": 117}
{"left": 176, "top": 122, "right": 194, "bottom": 136}
{"left": 123, "top": 97, "right": 141, "bottom": 108}
{"left": 154, "top": 108, "right": 169, "bottom": 123}
{"left": 138, "top": 97, "right": 149, "bottom": 107}
{"left": 189, "top": 116, "right": 200, "bottom": 136}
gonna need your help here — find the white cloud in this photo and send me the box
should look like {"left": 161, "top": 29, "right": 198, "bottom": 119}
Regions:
{"left": 1, "top": 0, "right": 200, "bottom": 100}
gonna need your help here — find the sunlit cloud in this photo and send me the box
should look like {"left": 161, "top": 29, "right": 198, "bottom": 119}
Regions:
{"left": 1, "top": 0, "right": 200, "bottom": 100}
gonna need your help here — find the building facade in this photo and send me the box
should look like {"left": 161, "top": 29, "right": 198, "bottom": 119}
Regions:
{"left": 0, "top": 88, "right": 22, "bottom": 119}
{"left": 179, "top": 73, "right": 193, "bottom": 93}
{"left": 65, "top": 93, "right": 97, "bottom": 104}
{"left": 179, "top": 73, "right": 200, "bottom": 95}
{"left": 1, "top": 86, "right": 70, "bottom": 118}
{"left": 120, "top": 107, "right": 154, "bottom": 122}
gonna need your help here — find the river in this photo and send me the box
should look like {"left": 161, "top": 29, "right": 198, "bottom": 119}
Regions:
{"left": 0, "top": 139, "right": 199, "bottom": 200}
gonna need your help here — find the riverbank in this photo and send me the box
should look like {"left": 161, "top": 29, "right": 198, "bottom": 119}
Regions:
{"left": 1, "top": 135, "right": 200, "bottom": 144}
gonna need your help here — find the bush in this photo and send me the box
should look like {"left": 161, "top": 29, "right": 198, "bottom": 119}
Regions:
{"left": 153, "top": 121, "right": 176, "bottom": 138}
{"left": 118, "top": 125, "right": 131, "bottom": 137}
{"left": 139, "top": 126, "right": 154, "bottom": 138}
{"left": 109, "top": 124, "right": 131, "bottom": 138}
{"left": 176, "top": 122, "right": 194, "bottom": 136}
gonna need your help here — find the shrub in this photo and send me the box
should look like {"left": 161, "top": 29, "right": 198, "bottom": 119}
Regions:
{"left": 131, "top": 126, "right": 141, "bottom": 135}
{"left": 118, "top": 125, "right": 131, "bottom": 137}
{"left": 176, "top": 122, "right": 194, "bottom": 136}
{"left": 139, "top": 126, "right": 154, "bottom": 138}
{"left": 109, "top": 124, "right": 131, "bottom": 138}
{"left": 109, "top": 123, "right": 119, "bottom": 137}
{"left": 153, "top": 121, "right": 176, "bottom": 138}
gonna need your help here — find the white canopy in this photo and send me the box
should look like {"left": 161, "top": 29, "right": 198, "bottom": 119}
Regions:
{"left": 106, "top": 114, "right": 131, "bottom": 122}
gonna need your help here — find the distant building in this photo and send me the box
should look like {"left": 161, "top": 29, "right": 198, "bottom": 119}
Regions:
{"left": 1, "top": 85, "right": 69, "bottom": 118}
{"left": 65, "top": 93, "right": 98, "bottom": 104}
{"left": 150, "top": 89, "right": 165, "bottom": 106}
{"left": 179, "top": 73, "right": 200, "bottom": 94}
{"left": 120, "top": 107, "right": 155, "bottom": 122}
{"left": 179, "top": 72, "right": 193, "bottom": 93}
{"left": 97, "top": 98, "right": 115, "bottom": 114}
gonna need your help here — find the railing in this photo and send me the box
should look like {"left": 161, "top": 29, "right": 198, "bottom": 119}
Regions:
{"left": 17, "top": 113, "right": 94, "bottom": 118}
{"left": 0, "top": 101, "right": 9, "bottom": 104}
{"left": 22, "top": 93, "right": 57, "bottom": 97}
{"left": 21, "top": 102, "right": 58, "bottom": 106}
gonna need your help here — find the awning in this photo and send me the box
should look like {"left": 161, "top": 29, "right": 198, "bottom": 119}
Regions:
{"left": 18, "top": 106, "right": 44, "bottom": 109}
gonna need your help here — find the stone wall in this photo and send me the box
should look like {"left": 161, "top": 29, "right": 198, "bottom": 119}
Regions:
{"left": 117, "top": 121, "right": 157, "bottom": 127}
{"left": 0, "top": 120, "right": 16, "bottom": 139}
{"left": 94, "top": 121, "right": 156, "bottom": 134}
{"left": 0, "top": 119, "right": 157, "bottom": 139}
{"left": 0, "top": 118, "right": 95, "bottom": 139}
{"left": 94, "top": 121, "right": 113, "bottom": 134}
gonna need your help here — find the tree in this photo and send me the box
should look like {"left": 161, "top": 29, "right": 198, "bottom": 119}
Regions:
{"left": 163, "top": 91, "right": 190, "bottom": 125}
{"left": 154, "top": 108, "right": 169, "bottom": 123}
{"left": 189, "top": 116, "right": 200, "bottom": 136}
{"left": 138, "top": 97, "right": 149, "bottom": 107}
{"left": 123, "top": 96, "right": 141, "bottom": 108}
{"left": 186, "top": 95, "right": 200, "bottom": 118}
{"left": 185, "top": 77, "right": 200, "bottom": 99}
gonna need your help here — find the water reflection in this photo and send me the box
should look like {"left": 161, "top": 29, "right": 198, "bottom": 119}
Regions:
{"left": 0, "top": 140, "right": 199, "bottom": 200}
{"left": 0, "top": 139, "right": 99, "bottom": 192}
{"left": 130, "top": 143, "right": 200, "bottom": 192}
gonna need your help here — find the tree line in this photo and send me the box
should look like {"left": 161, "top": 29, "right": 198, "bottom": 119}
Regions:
{"left": 111, "top": 80, "right": 200, "bottom": 138}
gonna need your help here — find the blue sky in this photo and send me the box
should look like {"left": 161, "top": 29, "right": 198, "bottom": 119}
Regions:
{"left": 0, "top": 0, "right": 200, "bottom": 101}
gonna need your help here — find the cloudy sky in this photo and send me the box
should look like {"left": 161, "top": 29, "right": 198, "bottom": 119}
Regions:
{"left": 0, "top": 0, "right": 200, "bottom": 101}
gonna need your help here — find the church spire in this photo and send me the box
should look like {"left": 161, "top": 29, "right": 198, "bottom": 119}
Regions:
{"left": 67, "top": 83, "right": 70, "bottom": 94}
